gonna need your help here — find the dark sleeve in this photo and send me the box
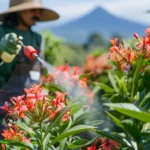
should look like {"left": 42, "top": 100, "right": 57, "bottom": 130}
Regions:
{"left": 0, "top": 25, "right": 7, "bottom": 89}
{"left": 0, "top": 25, "right": 5, "bottom": 53}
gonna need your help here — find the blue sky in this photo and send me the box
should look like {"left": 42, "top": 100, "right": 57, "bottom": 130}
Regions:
{"left": 0, "top": 0, "right": 150, "bottom": 26}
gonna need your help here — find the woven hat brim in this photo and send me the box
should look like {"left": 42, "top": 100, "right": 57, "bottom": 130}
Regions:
{"left": 0, "top": 2, "right": 59, "bottom": 21}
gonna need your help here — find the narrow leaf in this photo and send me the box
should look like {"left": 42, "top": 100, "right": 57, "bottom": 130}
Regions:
{"left": 49, "top": 125, "right": 95, "bottom": 146}
{"left": 0, "top": 140, "right": 34, "bottom": 150}
{"left": 105, "top": 103, "right": 150, "bottom": 122}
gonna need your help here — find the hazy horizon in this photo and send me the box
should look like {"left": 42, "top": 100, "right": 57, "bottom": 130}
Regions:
{"left": 0, "top": 0, "right": 150, "bottom": 27}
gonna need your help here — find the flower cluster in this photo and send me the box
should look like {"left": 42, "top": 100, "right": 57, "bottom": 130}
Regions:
{"left": 49, "top": 91, "right": 70, "bottom": 121}
{"left": 0, "top": 84, "right": 70, "bottom": 122}
{"left": 42, "top": 64, "right": 95, "bottom": 105}
{"left": 2, "top": 124, "right": 29, "bottom": 142}
{"left": 107, "top": 28, "right": 150, "bottom": 71}
{"left": 84, "top": 137, "right": 119, "bottom": 150}
{"left": 83, "top": 54, "right": 111, "bottom": 74}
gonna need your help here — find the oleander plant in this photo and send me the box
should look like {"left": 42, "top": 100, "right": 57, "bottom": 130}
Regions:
{"left": 1, "top": 28, "right": 150, "bottom": 150}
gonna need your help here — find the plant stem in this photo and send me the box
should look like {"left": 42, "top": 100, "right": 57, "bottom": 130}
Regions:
{"left": 130, "top": 55, "right": 144, "bottom": 102}
{"left": 39, "top": 123, "right": 45, "bottom": 150}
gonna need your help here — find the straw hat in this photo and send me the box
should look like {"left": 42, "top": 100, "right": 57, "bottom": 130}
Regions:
{"left": 0, "top": 0, "right": 59, "bottom": 21}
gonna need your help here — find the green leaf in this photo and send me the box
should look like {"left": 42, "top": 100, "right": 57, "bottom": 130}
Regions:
{"left": 44, "top": 107, "right": 70, "bottom": 139}
{"left": 72, "top": 110, "right": 100, "bottom": 126}
{"left": 67, "top": 139, "right": 88, "bottom": 149}
{"left": 121, "top": 119, "right": 141, "bottom": 143}
{"left": 85, "top": 120, "right": 104, "bottom": 126}
{"left": 43, "top": 133, "right": 51, "bottom": 149}
{"left": 130, "top": 55, "right": 144, "bottom": 101}
{"left": 122, "top": 147, "right": 134, "bottom": 150}
{"left": 34, "top": 131, "right": 43, "bottom": 146}
{"left": 134, "top": 92, "right": 139, "bottom": 101}
{"left": 92, "top": 86, "right": 101, "bottom": 94}
{"left": 94, "top": 82, "right": 114, "bottom": 93}
{"left": 67, "top": 136, "right": 98, "bottom": 149}
{"left": 110, "top": 94, "right": 128, "bottom": 103}
{"left": 15, "top": 120, "right": 35, "bottom": 135}
{"left": 108, "top": 72, "right": 118, "bottom": 92}
{"left": 79, "top": 73, "right": 93, "bottom": 80}
{"left": 95, "top": 130, "right": 128, "bottom": 147}
{"left": 120, "top": 79, "right": 128, "bottom": 95}
{"left": 60, "top": 117, "right": 73, "bottom": 132}
{"left": 141, "top": 130, "right": 150, "bottom": 136}
{"left": 115, "top": 76, "right": 128, "bottom": 95}
{"left": 107, "top": 112, "right": 141, "bottom": 142}
{"left": 142, "top": 123, "right": 150, "bottom": 132}
{"left": 139, "top": 92, "right": 150, "bottom": 107}
{"left": 0, "top": 140, "right": 34, "bottom": 150}
{"left": 49, "top": 125, "right": 96, "bottom": 146}
{"left": 105, "top": 103, "right": 150, "bottom": 122}
{"left": 70, "top": 102, "right": 84, "bottom": 115}
{"left": 44, "top": 82, "right": 64, "bottom": 93}
{"left": 114, "top": 76, "right": 122, "bottom": 89}
{"left": 106, "top": 112, "right": 123, "bottom": 128}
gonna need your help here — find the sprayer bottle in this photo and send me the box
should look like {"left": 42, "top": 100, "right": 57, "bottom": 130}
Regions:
{"left": 0, "top": 52, "right": 16, "bottom": 63}
{"left": 0, "top": 47, "right": 21, "bottom": 63}
{"left": 0, "top": 35, "right": 23, "bottom": 63}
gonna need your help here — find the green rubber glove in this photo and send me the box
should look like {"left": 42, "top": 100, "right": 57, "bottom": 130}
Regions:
{"left": 0, "top": 33, "right": 23, "bottom": 55}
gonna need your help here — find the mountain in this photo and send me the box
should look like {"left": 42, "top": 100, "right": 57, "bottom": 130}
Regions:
{"left": 37, "top": 7, "right": 149, "bottom": 43}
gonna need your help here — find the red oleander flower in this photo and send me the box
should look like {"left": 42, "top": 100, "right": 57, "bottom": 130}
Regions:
{"left": 24, "top": 84, "right": 42, "bottom": 94}
{"left": 10, "top": 96, "right": 28, "bottom": 119}
{"left": 0, "top": 144, "right": 6, "bottom": 150}
{"left": 133, "top": 32, "right": 139, "bottom": 40}
{"left": 107, "top": 29, "right": 150, "bottom": 71}
{"left": 0, "top": 83, "right": 70, "bottom": 122}
{"left": 84, "top": 141, "right": 97, "bottom": 150}
{"left": 78, "top": 78, "right": 88, "bottom": 89}
{"left": 62, "top": 110, "right": 70, "bottom": 122}
{"left": 50, "top": 91, "right": 70, "bottom": 122}
{"left": 49, "top": 109, "right": 58, "bottom": 120}
{"left": 43, "top": 64, "right": 93, "bottom": 100}
{"left": 98, "top": 137, "right": 119, "bottom": 150}
{"left": 110, "top": 38, "right": 118, "bottom": 46}
{"left": 2, "top": 124, "right": 30, "bottom": 143}
{"left": 84, "top": 55, "right": 97, "bottom": 73}
{"left": 109, "top": 38, "right": 119, "bottom": 53}
{"left": 135, "top": 28, "right": 150, "bottom": 55}
{"left": 52, "top": 92, "right": 67, "bottom": 109}
{"left": 41, "top": 74, "right": 54, "bottom": 83}
{"left": 41, "top": 64, "right": 95, "bottom": 115}
{"left": 83, "top": 54, "right": 111, "bottom": 75}
{"left": 0, "top": 102, "right": 10, "bottom": 114}
{"left": 84, "top": 137, "right": 119, "bottom": 150}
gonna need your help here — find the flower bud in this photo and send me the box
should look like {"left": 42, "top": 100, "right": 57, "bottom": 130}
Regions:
{"left": 133, "top": 32, "right": 139, "bottom": 39}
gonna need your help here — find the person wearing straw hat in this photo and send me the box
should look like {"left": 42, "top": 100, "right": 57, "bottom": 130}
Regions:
{"left": 0, "top": 0, "right": 59, "bottom": 95}
{"left": 0, "top": 0, "right": 59, "bottom": 137}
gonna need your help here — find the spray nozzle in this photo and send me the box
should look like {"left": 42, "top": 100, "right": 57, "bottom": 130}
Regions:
{"left": 24, "top": 46, "right": 38, "bottom": 59}
{"left": 18, "top": 41, "right": 38, "bottom": 59}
